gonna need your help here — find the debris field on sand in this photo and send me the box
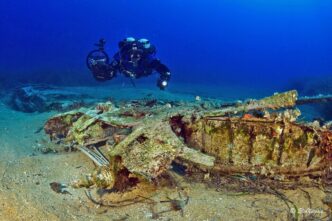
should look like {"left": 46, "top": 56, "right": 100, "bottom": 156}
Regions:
{"left": 43, "top": 90, "right": 332, "bottom": 218}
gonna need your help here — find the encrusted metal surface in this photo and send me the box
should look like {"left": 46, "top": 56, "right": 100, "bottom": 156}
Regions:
{"left": 44, "top": 90, "right": 332, "bottom": 189}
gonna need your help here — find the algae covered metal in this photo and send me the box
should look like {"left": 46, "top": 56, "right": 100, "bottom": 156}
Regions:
{"left": 44, "top": 90, "right": 332, "bottom": 190}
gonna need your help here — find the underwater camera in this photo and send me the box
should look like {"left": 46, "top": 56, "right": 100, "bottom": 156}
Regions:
{"left": 86, "top": 38, "right": 110, "bottom": 70}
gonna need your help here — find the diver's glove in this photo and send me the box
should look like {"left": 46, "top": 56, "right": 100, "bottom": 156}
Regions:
{"left": 157, "top": 79, "right": 168, "bottom": 90}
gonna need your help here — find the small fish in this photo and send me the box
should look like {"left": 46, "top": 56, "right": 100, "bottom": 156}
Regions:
{"left": 34, "top": 126, "right": 44, "bottom": 134}
{"left": 50, "top": 182, "right": 72, "bottom": 195}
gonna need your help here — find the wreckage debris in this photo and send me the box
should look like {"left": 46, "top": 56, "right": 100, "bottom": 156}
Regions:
{"left": 159, "top": 191, "right": 189, "bottom": 217}
{"left": 50, "top": 182, "right": 71, "bottom": 195}
{"left": 44, "top": 90, "right": 332, "bottom": 193}
{"left": 3, "top": 85, "right": 98, "bottom": 113}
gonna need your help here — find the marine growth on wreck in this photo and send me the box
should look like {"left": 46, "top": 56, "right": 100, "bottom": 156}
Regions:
{"left": 44, "top": 90, "right": 332, "bottom": 193}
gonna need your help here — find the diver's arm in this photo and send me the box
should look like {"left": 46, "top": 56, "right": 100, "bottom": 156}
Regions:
{"left": 150, "top": 59, "right": 171, "bottom": 90}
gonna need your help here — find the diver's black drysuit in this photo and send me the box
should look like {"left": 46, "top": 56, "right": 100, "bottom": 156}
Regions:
{"left": 87, "top": 38, "right": 171, "bottom": 90}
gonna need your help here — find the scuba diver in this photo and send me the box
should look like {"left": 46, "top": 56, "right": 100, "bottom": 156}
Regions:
{"left": 86, "top": 37, "right": 171, "bottom": 90}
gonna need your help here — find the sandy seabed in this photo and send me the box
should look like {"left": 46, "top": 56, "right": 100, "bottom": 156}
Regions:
{"left": 0, "top": 86, "right": 330, "bottom": 221}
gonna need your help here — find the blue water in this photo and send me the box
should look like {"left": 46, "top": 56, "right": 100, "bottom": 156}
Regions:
{"left": 0, "top": 0, "right": 332, "bottom": 93}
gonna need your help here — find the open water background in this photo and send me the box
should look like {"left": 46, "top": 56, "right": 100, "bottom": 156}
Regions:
{"left": 0, "top": 0, "right": 331, "bottom": 95}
